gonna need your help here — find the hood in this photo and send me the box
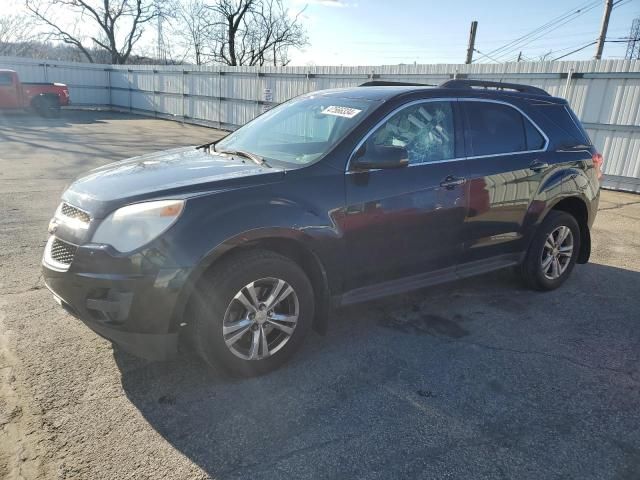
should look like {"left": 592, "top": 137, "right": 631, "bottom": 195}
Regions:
{"left": 62, "top": 147, "right": 283, "bottom": 216}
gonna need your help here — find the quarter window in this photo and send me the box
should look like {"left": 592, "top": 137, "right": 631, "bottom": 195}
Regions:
{"left": 524, "top": 117, "right": 545, "bottom": 150}
{"left": 465, "top": 102, "right": 544, "bottom": 156}
{"left": 367, "top": 101, "right": 455, "bottom": 164}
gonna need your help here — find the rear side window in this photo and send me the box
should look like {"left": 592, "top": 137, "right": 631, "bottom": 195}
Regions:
{"left": 0, "top": 73, "right": 13, "bottom": 86}
{"left": 535, "top": 104, "right": 591, "bottom": 147}
{"left": 464, "top": 102, "right": 544, "bottom": 156}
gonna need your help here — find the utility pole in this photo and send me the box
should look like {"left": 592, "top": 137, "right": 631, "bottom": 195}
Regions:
{"left": 465, "top": 21, "right": 478, "bottom": 64}
{"left": 517, "top": 51, "right": 522, "bottom": 62}
{"left": 594, "top": 0, "right": 613, "bottom": 60}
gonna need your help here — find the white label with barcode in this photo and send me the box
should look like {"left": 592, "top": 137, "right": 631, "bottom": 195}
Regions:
{"left": 321, "top": 106, "right": 362, "bottom": 118}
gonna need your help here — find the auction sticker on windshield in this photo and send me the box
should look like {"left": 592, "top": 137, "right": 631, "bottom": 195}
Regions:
{"left": 321, "top": 106, "right": 362, "bottom": 118}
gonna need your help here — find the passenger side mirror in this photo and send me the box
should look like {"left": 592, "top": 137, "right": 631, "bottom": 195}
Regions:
{"left": 351, "top": 144, "right": 409, "bottom": 171}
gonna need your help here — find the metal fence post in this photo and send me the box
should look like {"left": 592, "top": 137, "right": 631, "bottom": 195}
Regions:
{"left": 256, "top": 70, "right": 261, "bottom": 120}
{"left": 182, "top": 70, "right": 186, "bottom": 124}
{"left": 107, "top": 69, "right": 112, "bottom": 108}
{"left": 153, "top": 69, "right": 157, "bottom": 117}
{"left": 218, "top": 70, "right": 223, "bottom": 129}
{"left": 563, "top": 68, "right": 574, "bottom": 100}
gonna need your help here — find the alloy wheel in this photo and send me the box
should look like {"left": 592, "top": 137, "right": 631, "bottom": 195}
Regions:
{"left": 541, "top": 225, "right": 574, "bottom": 280}
{"left": 222, "top": 277, "right": 299, "bottom": 360}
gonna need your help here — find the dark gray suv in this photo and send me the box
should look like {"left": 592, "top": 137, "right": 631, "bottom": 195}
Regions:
{"left": 43, "top": 80, "right": 602, "bottom": 375}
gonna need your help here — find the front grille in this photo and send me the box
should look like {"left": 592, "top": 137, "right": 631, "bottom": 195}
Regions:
{"left": 50, "top": 238, "right": 77, "bottom": 265}
{"left": 60, "top": 202, "right": 90, "bottom": 224}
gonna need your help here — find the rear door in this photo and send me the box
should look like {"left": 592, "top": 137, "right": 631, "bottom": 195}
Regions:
{"left": 459, "top": 99, "right": 550, "bottom": 264}
{"left": 0, "top": 72, "right": 19, "bottom": 109}
{"left": 342, "top": 99, "right": 468, "bottom": 291}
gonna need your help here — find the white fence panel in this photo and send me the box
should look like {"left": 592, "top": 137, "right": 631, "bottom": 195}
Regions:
{"left": 1, "top": 55, "right": 639, "bottom": 191}
{"left": 110, "top": 89, "right": 129, "bottom": 109}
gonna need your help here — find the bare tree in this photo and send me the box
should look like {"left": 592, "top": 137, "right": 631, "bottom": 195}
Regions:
{"left": 25, "top": 0, "right": 163, "bottom": 64}
{"left": 171, "top": 0, "right": 212, "bottom": 65}
{"left": 206, "top": 0, "right": 307, "bottom": 66}
{"left": 0, "top": 14, "right": 41, "bottom": 56}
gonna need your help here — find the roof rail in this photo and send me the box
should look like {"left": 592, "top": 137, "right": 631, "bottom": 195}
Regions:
{"left": 439, "top": 79, "right": 549, "bottom": 96}
{"left": 359, "top": 81, "right": 434, "bottom": 87}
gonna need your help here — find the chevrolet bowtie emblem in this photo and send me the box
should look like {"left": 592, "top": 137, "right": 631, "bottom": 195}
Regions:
{"left": 48, "top": 218, "right": 59, "bottom": 235}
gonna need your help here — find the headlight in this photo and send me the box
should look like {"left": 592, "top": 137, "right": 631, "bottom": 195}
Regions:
{"left": 91, "top": 200, "right": 184, "bottom": 253}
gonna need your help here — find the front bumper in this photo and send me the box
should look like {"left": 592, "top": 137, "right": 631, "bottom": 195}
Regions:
{"left": 42, "top": 241, "right": 190, "bottom": 361}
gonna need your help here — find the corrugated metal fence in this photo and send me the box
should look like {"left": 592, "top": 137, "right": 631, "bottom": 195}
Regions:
{"left": 1, "top": 55, "right": 639, "bottom": 192}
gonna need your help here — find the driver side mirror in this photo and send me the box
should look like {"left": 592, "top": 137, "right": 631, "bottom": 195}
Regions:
{"left": 351, "top": 144, "right": 409, "bottom": 171}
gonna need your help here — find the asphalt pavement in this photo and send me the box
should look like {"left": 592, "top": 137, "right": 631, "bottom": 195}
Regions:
{"left": 1, "top": 110, "right": 639, "bottom": 479}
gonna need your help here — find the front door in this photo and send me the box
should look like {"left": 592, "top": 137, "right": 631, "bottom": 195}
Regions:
{"left": 342, "top": 99, "right": 467, "bottom": 291}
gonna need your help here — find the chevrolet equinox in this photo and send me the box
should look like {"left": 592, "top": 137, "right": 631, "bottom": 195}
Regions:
{"left": 42, "top": 80, "right": 602, "bottom": 375}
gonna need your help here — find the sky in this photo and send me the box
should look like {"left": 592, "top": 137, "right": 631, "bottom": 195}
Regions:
{"left": 6, "top": 0, "right": 640, "bottom": 65}
{"left": 287, "top": 0, "right": 640, "bottom": 65}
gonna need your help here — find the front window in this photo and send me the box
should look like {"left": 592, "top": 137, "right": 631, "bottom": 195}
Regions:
{"left": 367, "top": 101, "right": 456, "bottom": 164}
{"left": 216, "top": 95, "right": 375, "bottom": 166}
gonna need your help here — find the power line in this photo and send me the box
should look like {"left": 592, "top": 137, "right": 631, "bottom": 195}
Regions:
{"left": 552, "top": 38, "right": 631, "bottom": 61}
{"left": 481, "top": 0, "right": 600, "bottom": 60}
{"left": 490, "top": 1, "right": 604, "bottom": 61}
{"left": 478, "top": 0, "right": 632, "bottom": 63}
{"left": 552, "top": 41, "right": 597, "bottom": 60}
{"left": 475, "top": 0, "right": 634, "bottom": 64}
{"left": 473, "top": 48, "right": 506, "bottom": 64}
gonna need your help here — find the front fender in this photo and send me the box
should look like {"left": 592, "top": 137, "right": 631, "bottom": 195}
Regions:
{"left": 163, "top": 186, "right": 346, "bottom": 328}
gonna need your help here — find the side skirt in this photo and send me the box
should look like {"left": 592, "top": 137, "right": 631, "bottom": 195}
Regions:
{"left": 335, "top": 253, "right": 521, "bottom": 307}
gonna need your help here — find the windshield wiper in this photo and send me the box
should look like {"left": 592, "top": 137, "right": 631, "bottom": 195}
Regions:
{"left": 218, "top": 149, "right": 270, "bottom": 168}
{"left": 195, "top": 135, "right": 228, "bottom": 152}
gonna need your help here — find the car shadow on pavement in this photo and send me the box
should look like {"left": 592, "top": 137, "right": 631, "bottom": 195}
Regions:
{"left": 114, "top": 262, "right": 640, "bottom": 479}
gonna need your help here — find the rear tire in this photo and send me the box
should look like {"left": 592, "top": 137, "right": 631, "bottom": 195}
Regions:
{"left": 33, "top": 96, "right": 60, "bottom": 118}
{"left": 520, "top": 210, "right": 581, "bottom": 291}
{"left": 48, "top": 100, "right": 61, "bottom": 118}
{"left": 190, "top": 250, "right": 314, "bottom": 376}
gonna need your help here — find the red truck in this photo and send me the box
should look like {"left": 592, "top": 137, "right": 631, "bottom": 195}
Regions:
{"left": 0, "top": 69, "right": 70, "bottom": 117}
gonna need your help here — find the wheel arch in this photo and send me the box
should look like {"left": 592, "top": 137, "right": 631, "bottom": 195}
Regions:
{"left": 30, "top": 92, "right": 59, "bottom": 107}
{"left": 30, "top": 93, "right": 61, "bottom": 117}
{"left": 546, "top": 196, "right": 591, "bottom": 264}
{"left": 174, "top": 229, "right": 332, "bottom": 335}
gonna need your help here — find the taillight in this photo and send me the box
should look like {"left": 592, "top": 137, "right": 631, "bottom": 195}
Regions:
{"left": 592, "top": 152, "right": 603, "bottom": 180}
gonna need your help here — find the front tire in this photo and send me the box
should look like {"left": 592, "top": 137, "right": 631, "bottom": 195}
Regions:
{"left": 191, "top": 250, "right": 314, "bottom": 376}
{"left": 520, "top": 210, "right": 581, "bottom": 291}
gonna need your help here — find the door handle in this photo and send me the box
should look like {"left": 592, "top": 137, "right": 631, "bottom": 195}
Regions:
{"left": 440, "top": 175, "right": 466, "bottom": 189}
{"left": 529, "top": 160, "right": 550, "bottom": 172}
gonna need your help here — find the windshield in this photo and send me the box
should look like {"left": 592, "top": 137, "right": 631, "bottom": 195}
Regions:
{"left": 215, "top": 95, "right": 375, "bottom": 166}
